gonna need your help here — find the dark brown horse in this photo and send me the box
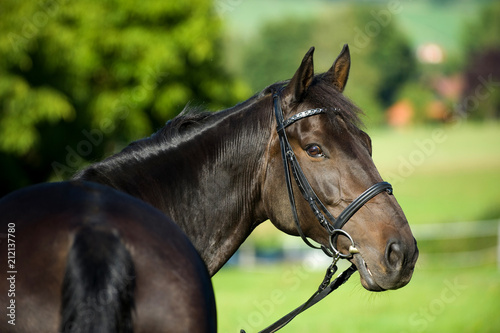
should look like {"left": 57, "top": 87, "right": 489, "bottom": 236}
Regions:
{"left": 0, "top": 45, "right": 418, "bottom": 332}
{"left": 0, "top": 181, "right": 216, "bottom": 333}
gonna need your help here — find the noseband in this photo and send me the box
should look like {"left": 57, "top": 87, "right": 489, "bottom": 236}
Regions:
{"left": 273, "top": 89, "right": 393, "bottom": 258}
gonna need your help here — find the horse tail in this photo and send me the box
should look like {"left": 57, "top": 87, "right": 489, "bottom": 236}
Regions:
{"left": 60, "top": 225, "right": 136, "bottom": 333}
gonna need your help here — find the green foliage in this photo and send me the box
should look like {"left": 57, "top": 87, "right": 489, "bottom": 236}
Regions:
{"left": 0, "top": 0, "right": 250, "bottom": 195}
{"left": 0, "top": 74, "right": 75, "bottom": 155}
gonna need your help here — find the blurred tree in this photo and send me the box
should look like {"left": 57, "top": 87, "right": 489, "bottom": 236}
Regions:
{"left": 395, "top": 81, "right": 436, "bottom": 124}
{"left": 239, "top": 18, "right": 314, "bottom": 93}
{"left": 0, "top": 0, "right": 249, "bottom": 195}
{"left": 462, "top": 1, "right": 500, "bottom": 56}
{"left": 239, "top": 5, "right": 416, "bottom": 126}
{"left": 460, "top": 1, "right": 500, "bottom": 120}
{"left": 354, "top": 8, "right": 416, "bottom": 109}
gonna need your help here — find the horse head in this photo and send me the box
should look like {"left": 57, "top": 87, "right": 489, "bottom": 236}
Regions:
{"left": 262, "top": 46, "right": 418, "bottom": 291}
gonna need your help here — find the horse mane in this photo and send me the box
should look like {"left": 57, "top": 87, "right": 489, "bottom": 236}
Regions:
{"left": 123, "top": 73, "right": 364, "bottom": 157}
{"left": 152, "top": 107, "right": 214, "bottom": 144}
{"left": 310, "top": 75, "right": 365, "bottom": 132}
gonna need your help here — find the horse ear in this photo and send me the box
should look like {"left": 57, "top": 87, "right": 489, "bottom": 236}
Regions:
{"left": 284, "top": 46, "right": 315, "bottom": 103}
{"left": 323, "top": 44, "right": 351, "bottom": 92}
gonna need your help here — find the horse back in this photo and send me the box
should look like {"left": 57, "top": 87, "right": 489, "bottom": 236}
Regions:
{"left": 0, "top": 181, "right": 216, "bottom": 333}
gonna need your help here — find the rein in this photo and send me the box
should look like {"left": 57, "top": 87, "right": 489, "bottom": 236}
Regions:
{"left": 241, "top": 90, "right": 393, "bottom": 333}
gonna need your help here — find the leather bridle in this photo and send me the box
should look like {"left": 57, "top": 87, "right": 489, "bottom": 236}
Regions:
{"left": 241, "top": 89, "right": 394, "bottom": 333}
{"left": 273, "top": 88, "right": 393, "bottom": 258}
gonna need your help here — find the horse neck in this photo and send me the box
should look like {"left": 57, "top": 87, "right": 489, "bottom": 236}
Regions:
{"left": 76, "top": 99, "right": 273, "bottom": 275}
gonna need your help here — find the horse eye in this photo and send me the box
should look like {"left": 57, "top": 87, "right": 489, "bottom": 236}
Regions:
{"left": 306, "top": 145, "right": 324, "bottom": 158}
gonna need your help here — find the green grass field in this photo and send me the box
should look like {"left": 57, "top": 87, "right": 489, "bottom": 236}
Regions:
{"left": 213, "top": 265, "right": 500, "bottom": 333}
{"left": 369, "top": 122, "right": 500, "bottom": 224}
{"left": 213, "top": 122, "right": 500, "bottom": 332}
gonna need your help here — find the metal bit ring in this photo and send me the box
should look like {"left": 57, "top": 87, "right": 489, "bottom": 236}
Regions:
{"left": 329, "top": 229, "right": 358, "bottom": 259}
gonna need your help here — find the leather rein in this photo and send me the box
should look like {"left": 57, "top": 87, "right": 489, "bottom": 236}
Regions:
{"left": 241, "top": 89, "right": 393, "bottom": 333}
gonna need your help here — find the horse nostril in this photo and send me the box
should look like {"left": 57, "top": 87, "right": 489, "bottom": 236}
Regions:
{"left": 385, "top": 240, "right": 404, "bottom": 270}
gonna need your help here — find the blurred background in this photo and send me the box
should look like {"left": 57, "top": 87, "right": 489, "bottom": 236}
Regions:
{"left": 0, "top": 0, "right": 499, "bottom": 332}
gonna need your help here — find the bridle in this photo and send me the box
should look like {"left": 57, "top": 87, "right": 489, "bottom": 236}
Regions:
{"left": 273, "top": 88, "right": 393, "bottom": 258}
{"left": 242, "top": 89, "right": 394, "bottom": 333}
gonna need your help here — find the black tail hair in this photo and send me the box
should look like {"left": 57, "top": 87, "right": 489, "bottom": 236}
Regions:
{"left": 60, "top": 225, "right": 136, "bottom": 333}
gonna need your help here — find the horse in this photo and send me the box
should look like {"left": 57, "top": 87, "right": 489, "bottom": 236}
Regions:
{"left": 0, "top": 181, "right": 216, "bottom": 333}
{"left": 0, "top": 45, "right": 418, "bottom": 332}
